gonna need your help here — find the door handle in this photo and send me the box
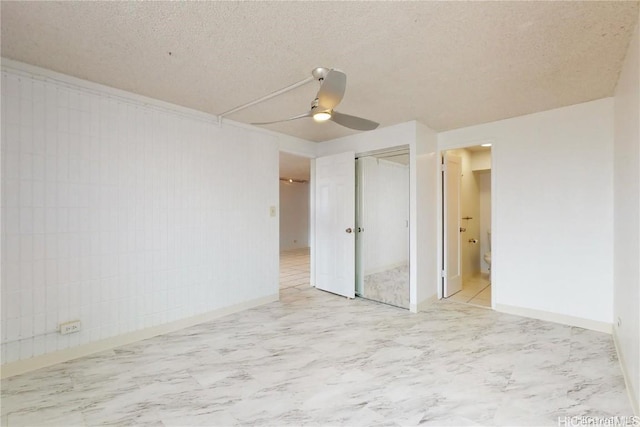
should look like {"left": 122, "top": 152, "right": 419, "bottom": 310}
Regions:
{"left": 345, "top": 228, "right": 353, "bottom": 234}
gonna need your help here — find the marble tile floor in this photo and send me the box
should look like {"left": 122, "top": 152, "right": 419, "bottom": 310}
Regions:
{"left": 279, "top": 248, "right": 310, "bottom": 289}
{"left": 1, "top": 284, "right": 633, "bottom": 426}
{"left": 447, "top": 273, "right": 492, "bottom": 308}
{"left": 362, "top": 265, "right": 410, "bottom": 309}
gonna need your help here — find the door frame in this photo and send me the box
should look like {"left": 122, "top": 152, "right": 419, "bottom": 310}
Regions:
{"left": 310, "top": 145, "right": 412, "bottom": 299}
{"left": 277, "top": 148, "right": 316, "bottom": 290}
{"left": 437, "top": 142, "right": 495, "bottom": 309}
{"left": 355, "top": 148, "right": 411, "bottom": 302}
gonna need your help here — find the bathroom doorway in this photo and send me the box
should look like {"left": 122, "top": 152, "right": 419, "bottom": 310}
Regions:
{"left": 442, "top": 145, "right": 492, "bottom": 307}
{"left": 355, "top": 148, "right": 410, "bottom": 309}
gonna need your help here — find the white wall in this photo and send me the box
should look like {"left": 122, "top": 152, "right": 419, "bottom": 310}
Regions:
{"left": 278, "top": 135, "right": 317, "bottom": 159}
{"left": 279, "top": 181, "right": 309, "bottom": 251}
{"left": 613, "top": 14, "right": 640, "bottom": 414}
{"left": 439, "top": 98, "right": 615, "bottom": 328}
{"left": 0, "top": 62, "right": 280, "bottom": 365}
{"left": 414, "top": 122, "right": 440, "bottom": 308}
{"left": 316, "top": 122, "right": 417, "bottom": 157}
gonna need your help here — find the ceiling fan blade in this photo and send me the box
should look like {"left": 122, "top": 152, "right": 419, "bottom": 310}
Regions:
{"left": 251, "top": 111, "right": 312, "bottom": 126}
{"left": 316, "top": 69, "right": 346, "bottom": 110}
{"left": 330, "top": 111, "right": 379, "bottom": 131}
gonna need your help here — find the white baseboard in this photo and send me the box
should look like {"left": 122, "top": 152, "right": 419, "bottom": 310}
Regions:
{"left": 613, "top": 329, "right": 640, "bottom": 415}
{"left": 410, "top": 294, "right": 439, "bottom": 313}
{"left": 1, "top": 293, "right": 279, "bottom": 379}
{"left": 495, "top": 304, "right": 612, "bottom": 334}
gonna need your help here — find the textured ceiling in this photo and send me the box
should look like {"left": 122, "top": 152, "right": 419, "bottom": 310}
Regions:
{"left": 2, "top": 1, "right": 638, "bottom": 142}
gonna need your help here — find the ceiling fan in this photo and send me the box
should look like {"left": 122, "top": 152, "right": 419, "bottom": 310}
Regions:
{"left": 251, "top": 67, "right": 379, "bottom": 131}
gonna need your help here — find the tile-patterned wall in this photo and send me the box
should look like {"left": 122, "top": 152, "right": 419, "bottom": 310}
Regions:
{"left": 1, "top": 68, "right": 279, "bottom": 364}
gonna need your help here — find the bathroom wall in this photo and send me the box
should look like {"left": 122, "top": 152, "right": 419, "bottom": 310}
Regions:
{"left": 279, "top": 181, "right": 309, "bottom": 251}
{"left": 471, "top": 150, "right": 491, "bottom": 171}
{"left": 474, "top": 170, "right": 491, "bottom": 273}
{"left": 478, "top": 171, "right": 492, "bottom": 274}
{"left": 471, "top": 149, "right": 492, "bottom": 275}
{"left": 1, "top": 62, "right": 280, "bottom": 366}
{"left": 446, "top": 148, "right": 481, "bottom": 280}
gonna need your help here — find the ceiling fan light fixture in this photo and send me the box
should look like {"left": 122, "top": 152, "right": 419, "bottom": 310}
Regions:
{"left": 249, "top": 68, "right": 379, "bottom": 131}
{"left": 313, "top": 111, "right": 332, "bottom": 122}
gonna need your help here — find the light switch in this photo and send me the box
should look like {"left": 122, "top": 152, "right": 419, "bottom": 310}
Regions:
{"left": 270, "top": 206, "right": 276, "bottom": 217}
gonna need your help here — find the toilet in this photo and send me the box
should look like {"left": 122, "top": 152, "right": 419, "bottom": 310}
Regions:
{"left": 483, "top": 231, "right": 492, "bottom": 271}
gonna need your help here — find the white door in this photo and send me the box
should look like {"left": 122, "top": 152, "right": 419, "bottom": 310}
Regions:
{"left": 443, "top": 153, "right": 462, "bottom": 297}
{"left": 315, "top": 151, "right": 356, "bottom": 298}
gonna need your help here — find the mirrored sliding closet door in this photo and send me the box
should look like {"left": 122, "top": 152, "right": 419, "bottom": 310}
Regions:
{"left": 355, "top": 148, "right": 410, "bottom": 309}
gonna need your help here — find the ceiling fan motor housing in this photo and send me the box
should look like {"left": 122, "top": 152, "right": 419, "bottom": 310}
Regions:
{"left": 312, "top": 67, "right": 330, "bottom": 82}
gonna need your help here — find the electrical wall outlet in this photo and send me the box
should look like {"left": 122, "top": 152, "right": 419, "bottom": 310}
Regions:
{"left": 59, "top": 320, "right": 81, "bottom": 335}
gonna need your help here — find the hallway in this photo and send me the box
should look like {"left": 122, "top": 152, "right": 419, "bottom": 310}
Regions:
{"left": 279, "top": 248, "right": 310, "bottom": 289}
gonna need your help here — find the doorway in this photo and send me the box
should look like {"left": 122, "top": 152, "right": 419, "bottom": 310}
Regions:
{"left": 279, "top": 152, "right": 311, "bottom": 290}
{"left": 442, "top": 145, "right": 492, "bottom": 307}
{"left": 356, "top": 148, "right": 410, "bottom": 309}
